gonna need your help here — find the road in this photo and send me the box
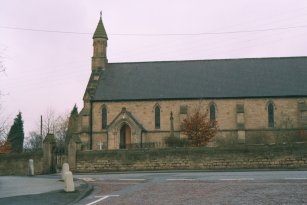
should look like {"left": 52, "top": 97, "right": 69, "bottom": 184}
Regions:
{"left": 75, "top": 170, "right": 307, "bottom": 205}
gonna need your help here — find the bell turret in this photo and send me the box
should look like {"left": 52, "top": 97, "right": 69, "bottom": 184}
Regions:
{"left": 92, "top": 12, "right": 108, "bottom": 70}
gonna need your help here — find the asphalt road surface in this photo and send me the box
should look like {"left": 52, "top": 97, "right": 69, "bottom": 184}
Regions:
{"left": 75, "top": 170, "right": 307, "bottom": 205}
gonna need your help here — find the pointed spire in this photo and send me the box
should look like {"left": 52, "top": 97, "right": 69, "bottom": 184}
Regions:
{"left": 93, "top": 12, "right": 108, "bottom": 39}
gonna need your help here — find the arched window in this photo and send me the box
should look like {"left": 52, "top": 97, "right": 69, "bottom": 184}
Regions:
{"left": 102, "top": 106, "right": 107, "bottom": 129}
{"left": 155, "top": 106, "right": 160, "bottom": 129}
{"left": 210, "top": 104, "right": 216, "bottom": 121}
{"left": 268, "top": 103, "right": 274, "bottom": 128}
{"left": 93, "top": 42, "right": 98, "bottom": 55}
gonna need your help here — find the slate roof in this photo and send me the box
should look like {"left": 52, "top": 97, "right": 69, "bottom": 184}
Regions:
{"left": 93, "top": 56, "right": 307, "bottom": 101}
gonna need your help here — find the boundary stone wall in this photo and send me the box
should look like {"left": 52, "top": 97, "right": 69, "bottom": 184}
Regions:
{"left": 76, "top": 144, "right": 307, "bottom": 172}
{"left": 0, "top": 152, "right": 43, "bottom": 175}
{"left": 0, "top": 133, "right": 57, "bottom": 176}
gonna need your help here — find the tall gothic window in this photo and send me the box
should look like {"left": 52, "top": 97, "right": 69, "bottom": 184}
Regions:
{"left": 155, "top": 106, "right": 160, "bottom": 129}
{"left": 102, "top": 106, "right": 107, "bottom": 129}
{"left": 210, "top": 104, "right": 216, "bottom": 121}
{"left": 268, "top": 103, "right": 274, "bottom": 128}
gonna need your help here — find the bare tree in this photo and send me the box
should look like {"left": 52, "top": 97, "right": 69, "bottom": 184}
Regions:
{"left": 24, "top": 108, "right": 56, "bottom": 150}
{"left": 0, "top": 61, "right": 8, "bottom": 141}
{"left": 0, "top": 106, "right": 10, "bottom": 154}
{"left": 0, "top": 60, "right": 4, "bottom": 73}
{"left": 0, "top": 106, "right": 8, "bottom": 140}
{"left": 0, "top": 51, "right": 4, "bottom": 72}
{"left": 0, "top": 98, "right": 10, "bottom": 154}
{"left": 25, "top": 108, "right": 69, "bottom": 152}
{"left": 0, "top": 52, "right": 8, "bottom": 135}
{"left": 0, "top": 52, "right": 10, "bottom": 153}
{"left": 24, "top": 131, "right": 42, "bottom": 152}
{"left": 43, "top": 108, "right": 56, "bottom": 136}
{"left": 54, "top": 112, "right": 69, "bottom": 153}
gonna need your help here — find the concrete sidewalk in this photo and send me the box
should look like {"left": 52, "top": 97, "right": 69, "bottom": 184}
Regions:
{"left": 0, "top": 175, "right": 92, "bottom": 205}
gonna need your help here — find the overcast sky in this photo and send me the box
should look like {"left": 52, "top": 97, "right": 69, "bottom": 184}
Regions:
{"left": 1, "top": 0, "right": 307, "bottom": 136}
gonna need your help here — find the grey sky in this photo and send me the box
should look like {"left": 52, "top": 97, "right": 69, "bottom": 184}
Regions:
{"left": 1, "top": 0, "right": 307, "bottom": 136}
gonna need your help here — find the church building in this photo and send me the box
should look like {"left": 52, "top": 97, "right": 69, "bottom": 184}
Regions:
{"left": 78, "top": 16, "right": 307, "bottom": 150}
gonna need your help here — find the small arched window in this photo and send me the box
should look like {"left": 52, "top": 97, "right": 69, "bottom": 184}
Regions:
{"left": 268, "top": 103, "right": 274, "bottom": 128}
{"left": 93, "top": 42, "right": 98, "bottom": 55}
{"left": 210, "top": 104, "right": 216, "bottom": 121}
{"left": 155, "top": 106, "right": 160, "bottom": 129}
{"left": 102, "top": 106, "right": 107, "bottom": 129}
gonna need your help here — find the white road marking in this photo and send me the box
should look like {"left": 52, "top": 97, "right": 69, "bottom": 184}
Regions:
{"left": 105, "top": 182, "right": 141, "bottom": 185}
{"left": 94, "top": 195, "right": 120, "bottom": 198}
{"left": 167, "top": 178, "right": 196, "bottom": 181}
{"left": 86, "top": 195, "right": 119, "bottom": 205}
{"left": 78, "top": 177, "right": 96, "bottom": 182}
{"left": 119, "top": 179, "right": 146, "bottom": 181}
{"left": 284, "top": 178, "right": 307, "bottom": 180}
{"left": 219, "top": 178, "right": 254, "bottom": 181}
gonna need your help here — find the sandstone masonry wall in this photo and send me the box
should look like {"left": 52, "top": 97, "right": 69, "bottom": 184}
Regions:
{"left": 0, "top": 152, "right": 44, "bottom": 176}
{"left": 75, "top": 144, "right": 307, "bottom": 172}
{"left": 89, "top": 98, "right": 307, "bottom": 150}
{"left": 93, "top": 98, "right": 305, "bottom": 132}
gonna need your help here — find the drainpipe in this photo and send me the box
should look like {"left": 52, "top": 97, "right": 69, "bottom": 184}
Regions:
{"left": 141, "top": 131, "right": 143, "bottom": 148}
{"left": 106, "top": 130, "right": 109, "bottom": 150}
{"left": 89, "top": 99, "right": 93, "bottom": 150}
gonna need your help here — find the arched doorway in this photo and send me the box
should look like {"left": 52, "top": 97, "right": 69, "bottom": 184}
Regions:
{"left": 120, "top": 124, "right": 131, "bottom": 149}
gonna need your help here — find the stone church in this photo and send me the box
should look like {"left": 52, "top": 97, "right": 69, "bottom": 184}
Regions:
{"left": 78, "top": 16, "right": 307, "bottom": 150}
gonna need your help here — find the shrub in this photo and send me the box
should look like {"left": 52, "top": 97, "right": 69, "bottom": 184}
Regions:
{"left": 215, "top": 134, "right": 238, "bottom": 147}
{"left": 165, "top": 136, "right": 190, "bottom": 147}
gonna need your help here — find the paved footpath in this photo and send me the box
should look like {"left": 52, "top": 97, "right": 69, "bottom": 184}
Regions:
{"left": 0, "top": 175, "right": 92, "bottom": 205}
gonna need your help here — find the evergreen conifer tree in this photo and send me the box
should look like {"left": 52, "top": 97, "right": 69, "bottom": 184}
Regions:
{"left": 65, "top": 105, "right": 78, "bottom": 148}
{"left": 7, "top": 112, "right": 24, "bottom": 153}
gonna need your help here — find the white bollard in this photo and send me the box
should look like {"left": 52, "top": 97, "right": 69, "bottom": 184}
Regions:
{"left": 28, "top": 159, "right": 34, "bottom": 176}
{"left": 64, "top": 171, "right": 75, "bottom": 192}
{"left": 62, "top": 163, "right": 70, "bottom": 180}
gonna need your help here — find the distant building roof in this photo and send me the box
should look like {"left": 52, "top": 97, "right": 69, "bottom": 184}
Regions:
{"left": 93, "top": 56, "right": 307, "bottom": 101}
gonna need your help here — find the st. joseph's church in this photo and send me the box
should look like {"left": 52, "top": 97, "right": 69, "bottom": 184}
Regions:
{"left": 77, "top": 16, "right": 307, "bottom": 150}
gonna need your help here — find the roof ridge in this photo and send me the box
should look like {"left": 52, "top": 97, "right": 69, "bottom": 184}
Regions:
{"left": 107, "top": 56, "right": 307, "bottom": 65}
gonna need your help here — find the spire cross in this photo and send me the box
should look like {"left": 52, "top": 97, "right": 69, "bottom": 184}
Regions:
{"left": 100, "top": 11, "right": 102, "bottom": 18}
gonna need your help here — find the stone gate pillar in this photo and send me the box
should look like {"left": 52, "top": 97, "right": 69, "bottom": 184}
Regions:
{"left": 43, "top": 133, "right": 56, "bottom": 174}
{"left": 68, "top": 134, "right": 82, "bottom": 171}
